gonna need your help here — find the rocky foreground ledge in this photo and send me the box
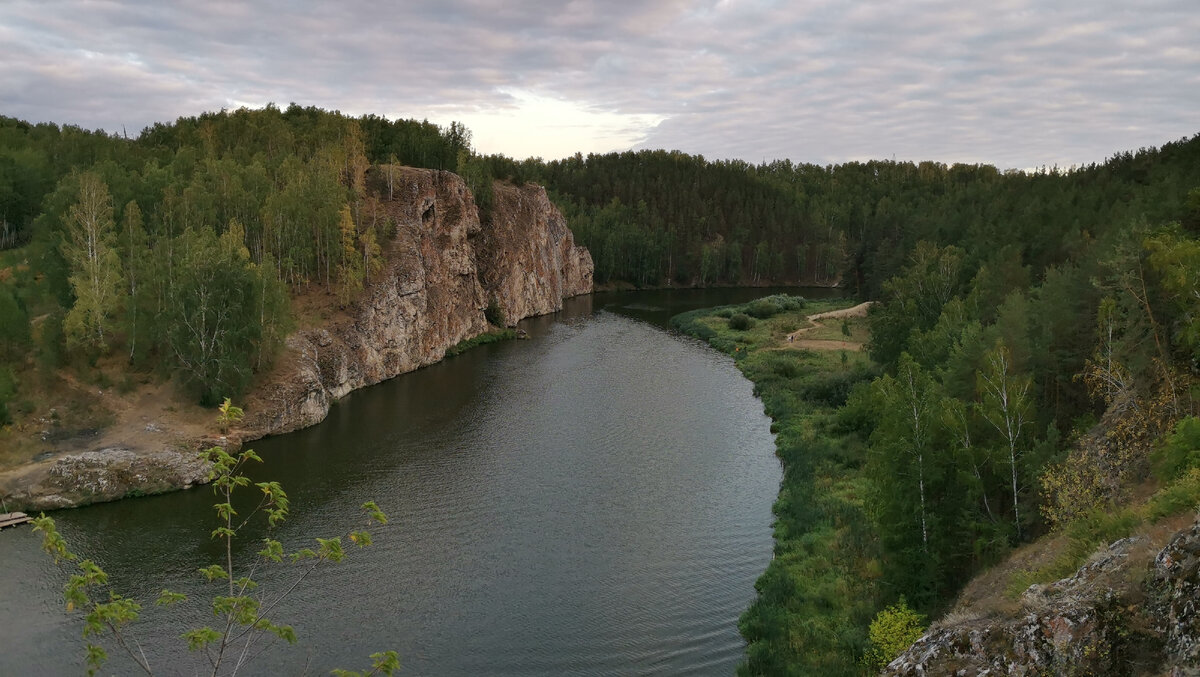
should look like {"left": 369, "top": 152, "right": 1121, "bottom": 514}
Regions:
{"left": 0, "top": 169, "right": 592, "bottom": 512}
{"left": 884, "top": 516, "right": 1200, "bottom": 676}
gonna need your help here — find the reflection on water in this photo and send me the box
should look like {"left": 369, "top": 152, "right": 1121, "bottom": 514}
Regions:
{"left": 0, "top": 288, "right": 832, "bottom": 676}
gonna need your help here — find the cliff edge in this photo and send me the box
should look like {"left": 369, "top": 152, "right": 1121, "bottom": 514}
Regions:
{"left": 884, "top": 513, "right": 1200, "bottom": 676}
{"left": 242, "top": 168, "right": 593, "bottom": 438}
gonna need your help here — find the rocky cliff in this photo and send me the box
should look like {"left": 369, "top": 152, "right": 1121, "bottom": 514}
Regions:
{"left": 477, "top": 182, "right": 593, "bottom": 325}
{"left": 242, "top": 167, "right": 592, "bottom": 438}
{"left": 884, "top": 516, "right": 1200, "bottom": 676}
{"left": 1, "top": 168, "right": 592, "bottom": 509}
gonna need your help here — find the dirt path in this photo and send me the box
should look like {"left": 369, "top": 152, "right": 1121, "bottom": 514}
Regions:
{"left": 782, "top": 301, "right": 874, "bottom": 351}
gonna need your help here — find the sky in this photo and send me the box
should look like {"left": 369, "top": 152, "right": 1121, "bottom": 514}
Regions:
{"left": 1, "top": 1, "right": 1197, "bottom": 170}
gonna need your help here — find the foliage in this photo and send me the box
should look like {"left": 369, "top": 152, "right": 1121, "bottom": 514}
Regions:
{"left": 61, "top": 171, "right": 123, "bottom": 350}
{"left": 0, "top": 106, "right": 481, "bottom": 412}
{"left": 165, "top": 226, "right": 289, "bottom": 405}
{"left": 216, "top": 397, "right": 244, "bottom": 434}
{"left": 444, "top": 328, "right": 517, "bottom": 357}
{"left": 728, "top": 312, "right": 754, "bottom": 330}
{"left": 746, "top": 298, "right": 782, "bottom": 319}
{"left": 33, "top": 430, "right": 392, "bottom": 675}
{"left": 677, "top": 298, "right": 880, "bottom": 675}
{"left": 0, "top": 365, "right": 15, "bottom": 425}
{"left": 484, "top": 297, "right": 506, "bottom": 327}
{"left": 863, "top": 600, "right": 926, "bottom": 671}
{"left": 1153, "top": 416, "right": 1200, "bottom": 481}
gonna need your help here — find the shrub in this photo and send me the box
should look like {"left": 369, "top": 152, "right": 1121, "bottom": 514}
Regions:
{"left": 746, "top": 299, "right": 782, "bottom": 319}
{"left": 484, "top": 298, "right": 506, "bottom": 327}
{"left": 1153, "top": 416, "right": 1200, "bottom": 481}
{"left": 761, "top": 294, "right": 806, "bottom": 311}
{"left": 714, "top": 308, "right": 734, "bottom": 319}
{"left": 863, "top": 600, "right": 925, "bottom": 670}
{"left": 729, "top": 313, "right": 754, "bottom": 330}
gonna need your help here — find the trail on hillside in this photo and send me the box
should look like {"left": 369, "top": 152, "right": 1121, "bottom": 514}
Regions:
{"left": 782, "top": 301, "right": 874, "bottom": 352}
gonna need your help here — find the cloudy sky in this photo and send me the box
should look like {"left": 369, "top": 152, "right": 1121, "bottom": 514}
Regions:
{"left": 2, "top": 1, "right": 1197, "bottom": 169}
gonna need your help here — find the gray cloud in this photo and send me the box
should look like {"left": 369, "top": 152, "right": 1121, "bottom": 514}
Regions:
{"left": 1, "top": 0, "right": 1196, "bottom": 168}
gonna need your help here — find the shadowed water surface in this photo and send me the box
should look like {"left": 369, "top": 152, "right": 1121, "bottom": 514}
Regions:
{"left": 0, "top": 288, "right": 835, "bottom": 675}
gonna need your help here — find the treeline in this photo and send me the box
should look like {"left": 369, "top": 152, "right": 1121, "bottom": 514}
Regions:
{"left": 481, "top": 151, "right": 845, "bottom": 286}
{"left": 474, "top": 136, "right": 1200, "bottom": 295}
{"left": 0, "top": 106, "right": 475, "bottom": 410}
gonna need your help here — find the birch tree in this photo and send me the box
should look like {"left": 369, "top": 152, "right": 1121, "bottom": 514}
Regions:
{"left": 61, "top": 172, "right": 123, "bottom": 350}
{"left": 977, "top": 340, "right": 1032, "bottom": 538}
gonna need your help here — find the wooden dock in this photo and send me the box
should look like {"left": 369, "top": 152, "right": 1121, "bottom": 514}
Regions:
{"left": 0, "top": 512, "right": 31, "bottom": 529}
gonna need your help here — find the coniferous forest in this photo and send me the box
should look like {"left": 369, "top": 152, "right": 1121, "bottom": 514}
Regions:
{"left": 1, "top": 106, "right": 1198, "bottom": 673}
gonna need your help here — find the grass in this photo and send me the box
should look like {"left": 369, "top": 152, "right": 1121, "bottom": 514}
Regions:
{"left": 444, "top": 328, "right": 517, "bottom": 357}
{"left": 672, "top": 296, "right": 882, "bottom": 676}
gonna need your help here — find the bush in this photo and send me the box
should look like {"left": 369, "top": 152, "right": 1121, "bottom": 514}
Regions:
{"left": 1148, "top": 467, "right": 1200, "bottom": 521}
{"left": 760, "top": 294, "right": 806, "bottom": 311}
{"left": 729, "top": 313, "right": 754, "bottom": 330}
{"left": 746, "top": 299, "right": 782, "bottom": 319}
{"left": 1153, "top": 416, "right": 1200, "bottom": 481}
{"left": 484, "top": 298, "right": 507, "bottom": 327}
{"left": 863, "top": 600, "right": 925, "bottom": 670}
{"left": 713, "top": 308, "right": 734, "bottom": 319}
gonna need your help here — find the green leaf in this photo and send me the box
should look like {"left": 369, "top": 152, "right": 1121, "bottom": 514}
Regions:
{"left": 84, "top": 643, "right": 107, "bottom": 676}
{"left": 370, "top": 650, "right": 401, "bottom": 675}
{"left": 361, "top": 501, "right": 388, "bottom": 525}
{"left": 259, "top": 538, "right": 284, "bottom": 562}
{"left": 155, "top": 589, "right": 187, "bottom": 606}
{"left": 211, "top": 526, "right": 236, "bottom": 540}
{"left": 198, "top": 564, "right": 229, "bottom": 582}
{"left": 183, "top": 626, "right": 221, "bottom": 651}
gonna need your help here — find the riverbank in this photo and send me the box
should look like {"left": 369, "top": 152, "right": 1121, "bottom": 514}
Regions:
{"left": 671, "top": 294, "right": 881, "bottom": 675}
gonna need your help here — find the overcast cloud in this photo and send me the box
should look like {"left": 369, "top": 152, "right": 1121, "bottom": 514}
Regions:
{"left": 2, "top": 0, "right": 1197, "bottom": 168}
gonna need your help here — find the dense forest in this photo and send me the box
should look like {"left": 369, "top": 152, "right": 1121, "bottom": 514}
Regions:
{"left": 0, "top": 105, "right": 482, "bottom": 431}
{"left": 646, "top": 140, "right": 1198, "bottom": 671}
{"left": 479, "top": 136, "right": 1200, "bottom": 298}
{"left": 2, "top": 104, "right": 1198, "bottom": 673}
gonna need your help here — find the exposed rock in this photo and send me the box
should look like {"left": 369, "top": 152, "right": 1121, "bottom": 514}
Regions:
{"left": 884, "top": 520, "right": 1200, "bottom": 676}
{"left": 477, "top": 181, "right": 594, "bottom": 324}
{"left": 1153, "top": 520, "right": 1200, "bottom": 667}
{"left": 4, "top": 447, "right": 211, "bottom": 511}
{"left": 241, "top": 170, "right": 592, "bottom": 438}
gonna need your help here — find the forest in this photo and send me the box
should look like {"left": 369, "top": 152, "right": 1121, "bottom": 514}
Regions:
{"left": 0, "top": 105, "right": 483, "bottom": 437}
{"left": 2, "top": 104, "right": 1198, "bottom": 673}
{"left": 659, "top": 146, "right": 1200, "bottom": 671}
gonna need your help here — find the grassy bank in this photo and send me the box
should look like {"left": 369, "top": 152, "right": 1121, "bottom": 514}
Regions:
{"left": 672, "top": 295, "right": 881, "bottom": 675}
{"left": 444, "top": 328, "right": 518, "bottom": 357}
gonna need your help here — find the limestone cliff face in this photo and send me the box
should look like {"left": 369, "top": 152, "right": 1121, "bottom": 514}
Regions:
{"left": 477, "top": 182, "right": 594, "bottom": 325}
{"left": 244, "top": 169, "right": 592, "bottom": 438}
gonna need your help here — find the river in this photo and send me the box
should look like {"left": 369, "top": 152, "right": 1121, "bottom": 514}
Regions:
{"left": 0, "top": 287, "right": 836, "bottom": 676}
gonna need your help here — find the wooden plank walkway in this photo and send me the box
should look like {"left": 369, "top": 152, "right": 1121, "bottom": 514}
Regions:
{"left": 0, "top": 512, "right": 31, "bottom": 529}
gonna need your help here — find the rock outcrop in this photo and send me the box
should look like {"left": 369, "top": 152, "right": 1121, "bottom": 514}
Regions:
{"left": 477, "top": 182, "right": 593, "bottom": 325}
{"left": 2, "top": 447, "right": 212, "bottom": 510}
{"left": 884, "top": 518, "right": 1200, "bottom": 676}
{"left": 243, "top": 168, "right": 592, "bottom": 438}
